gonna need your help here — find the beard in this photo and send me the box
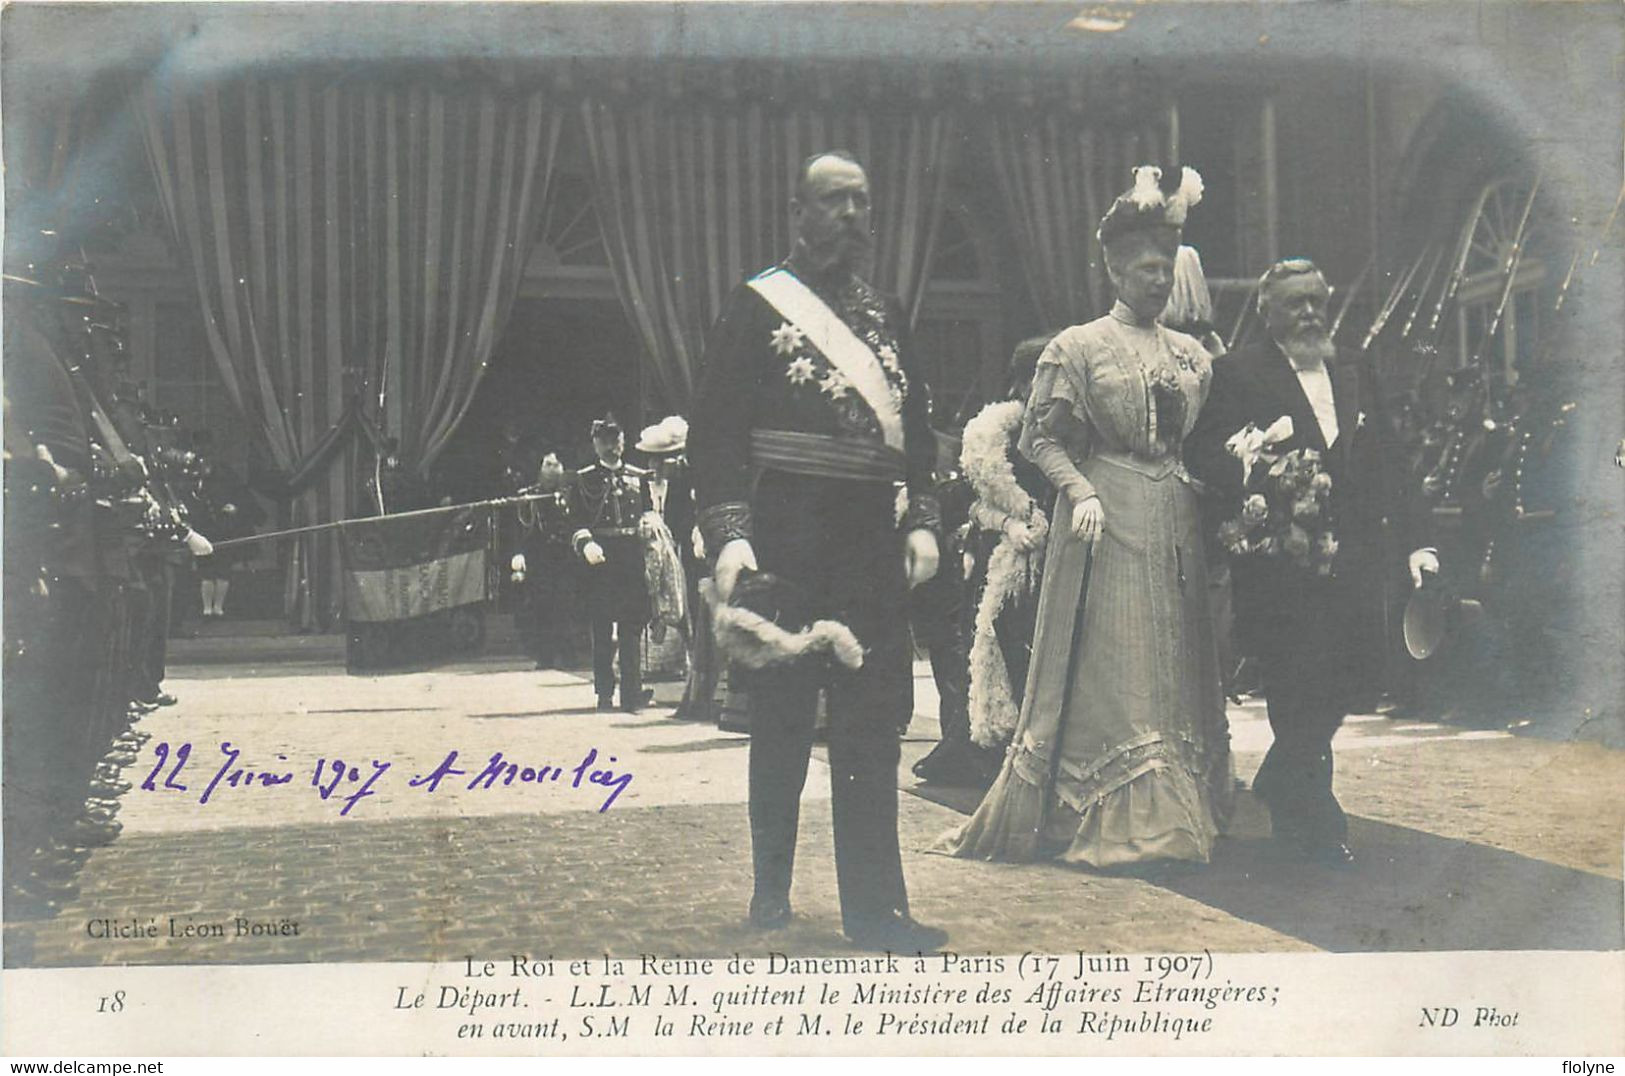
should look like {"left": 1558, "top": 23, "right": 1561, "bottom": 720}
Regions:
{"left": 1278, "top": 324, "right": 1336, "bottom": 368}
{"left": 799, "top": 228, "right": 873, "bottom": 278}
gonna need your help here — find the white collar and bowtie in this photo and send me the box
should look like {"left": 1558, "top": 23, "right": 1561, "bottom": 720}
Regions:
{"left": 1291, "top": 361, "right": 1340, "bottom": 448}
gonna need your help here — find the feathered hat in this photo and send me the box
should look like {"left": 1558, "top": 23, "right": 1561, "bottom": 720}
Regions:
{"left": 1097, "top": 165, "right": 1204, "bottom": 251}
{"left": 706, "top": 571, "right": 865, "bottom": 672}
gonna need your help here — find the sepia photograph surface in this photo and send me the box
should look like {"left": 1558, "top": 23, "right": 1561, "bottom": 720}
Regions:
{"left": 1, "top": 0, "right": 1622, "bottom": 1057}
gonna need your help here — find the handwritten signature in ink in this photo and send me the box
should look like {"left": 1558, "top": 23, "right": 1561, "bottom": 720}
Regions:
{"left": 140, "top": 743, "right": 633, "bottom": 815}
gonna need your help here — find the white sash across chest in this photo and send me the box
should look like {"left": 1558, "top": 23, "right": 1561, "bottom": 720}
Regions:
{"left": 747, "top": 267, "right": 905, "bottom": 452}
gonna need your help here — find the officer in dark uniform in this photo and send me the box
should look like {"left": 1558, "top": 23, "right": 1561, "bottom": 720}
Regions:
{"left": 566, "top": 417, "right": 654, "bottom": 711}
{"left": 2, "top": 265, "right": 136, "bottom": 912}
{"left": 4, "top": 285, "right": 104, "bottom": 913}
{"left": 689, "top": 150, "right": 947, "bottom": 953}
{"left": 513, "top": 451, "right": 581, "bottom": 670}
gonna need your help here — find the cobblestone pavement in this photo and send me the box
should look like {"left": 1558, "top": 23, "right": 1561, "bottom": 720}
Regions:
{"left": 5, "top": 655, "right": 1621, "bottom": 967}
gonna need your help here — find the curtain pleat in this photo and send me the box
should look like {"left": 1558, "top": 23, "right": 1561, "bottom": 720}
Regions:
{"left": 990, "top": 113, "right": 1171, "bottom": 330}
{"left": 583, "top": 97, "right": 956, "bottom": 414}
{"left": 140, "top": 75, "right": 561, "bottom": 627}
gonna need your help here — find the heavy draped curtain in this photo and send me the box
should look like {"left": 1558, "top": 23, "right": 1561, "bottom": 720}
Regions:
{"left": 140, "top": 75, "right": 561, "bottom": 626}
{"left": 990, "top": 112, "right": 1171, "bottom": 329}
{"left": 582, "top": 97, "right": 956, "bottom": 412}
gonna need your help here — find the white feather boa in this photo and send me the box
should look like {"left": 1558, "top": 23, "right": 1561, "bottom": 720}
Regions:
{"left": 961, "top": 400, "right": 1048, "bottom": 748}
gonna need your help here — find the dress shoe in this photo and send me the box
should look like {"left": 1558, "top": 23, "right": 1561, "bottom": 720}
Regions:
{"left": 596, "top": 695, "right": 615, "bottom": 712}
{"left": 123, "top": 730, "right": 152, "bottom": 746}
{"left": 1304, "top": 841, "right": 1356, "bottom": 868}
{"left": 102, "top": 750, "right": 139, "bottom": 768}
{"left": 846, "top": 912, "right": 949, "bottom": 954}
{"left": 41, "top": 841, "right": 92, "bottom": 870}
{"left": 68, "top": 817, "right": 122, "bottom": 846}
{"left": 81, "top": 802, "right": 121, "bottom": 825}
{"left": 7, "top": 884, "right": 68, "bottom": 920}
{"left": 747, "top": 895, "right": 792, "bottom": 930}
{"left": 28, "top": 849, "right": 85, "bottom": 880}
{"left": 912, "top": 741, "right": 998, "bottom": 787}
{"left": 154, "top": 692, "right": 178, "bottom": 707}
{"left": 22, "top": 868, "right": 80, "bottom": 901}
{"left": 89, "top": 777, "right": 134, "bottom": 798}
{"left": 620, "top": 688, "right": 655, "bottom": 712}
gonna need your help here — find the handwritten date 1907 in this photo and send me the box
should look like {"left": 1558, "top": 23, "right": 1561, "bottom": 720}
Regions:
{"left": 140, "top": 742, "right": 633, "bottom": 816}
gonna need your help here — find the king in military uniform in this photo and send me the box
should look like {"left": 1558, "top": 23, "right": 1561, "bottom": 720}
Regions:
{"left": 566, "top": 417, "right": 655, "bottom": 712}
{"left": 689, "top": 150, "right": 948, "bottom": 953}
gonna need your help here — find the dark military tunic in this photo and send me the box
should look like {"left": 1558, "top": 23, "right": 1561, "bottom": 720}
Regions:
{"left": 566, "top": 459, "right": 654, "bottom": 705}
{"left": 688, "top": 261, "right": 940, "bottom": 936}
{"left": 516, "top": 488, "right": 581, "bottom": 668}
{"left": 567, "top": 460, "right": 653, "bottom": 622}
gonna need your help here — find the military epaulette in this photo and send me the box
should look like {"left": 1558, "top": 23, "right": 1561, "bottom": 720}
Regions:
{"left": 575, "top": 464, "right": 599, "bottom": 476}
{"left": 623, "top": 464, "right": 653, "bottom": 478}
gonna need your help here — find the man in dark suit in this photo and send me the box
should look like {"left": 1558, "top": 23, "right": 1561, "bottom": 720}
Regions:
{"left": 566, "top": 417, "right": 655, "bottom": 712}
{"left": 513, "top": 450, "right": 580, "bottom": 670}
{"left": 689, "top": 150, "right": 947, "bottom": 952}
{"left": 1187, "top": 258, "right": 1438, "bottom": 867}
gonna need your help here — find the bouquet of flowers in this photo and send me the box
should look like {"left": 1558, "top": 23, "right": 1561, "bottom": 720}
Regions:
{"left": 1218, "top": 416, "right": 1339, "bottom": 575}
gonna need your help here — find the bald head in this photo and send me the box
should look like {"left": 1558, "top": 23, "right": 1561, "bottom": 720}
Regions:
{"left": 791, "top": 151, "right": 872, "bottom": 277}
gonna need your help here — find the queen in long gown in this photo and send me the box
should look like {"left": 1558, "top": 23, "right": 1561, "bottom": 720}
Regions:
{"left": 939, "top": 166, "right": 1233, "bottom": 868}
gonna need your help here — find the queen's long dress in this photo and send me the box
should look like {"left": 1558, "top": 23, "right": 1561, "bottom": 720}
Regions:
{"left": 939, "top": 303, "right": 1233, "bottom": 867}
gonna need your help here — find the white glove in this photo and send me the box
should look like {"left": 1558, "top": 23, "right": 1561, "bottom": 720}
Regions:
{"left": 510, "top": 553, "right": 527, "bottom": 573}
{"left": 582, "top": 541, "right": 607, "bottom": 567}
{"left": 691, "top": 526, "right": 706, "bottom": 561}
{"left": 714, "top": 539, "right": 758, "bottom": 603}
{"left": 185, "top": 529, "right": 215, "bottom": 557}
{"left": 1408, "top": 548, "right": 1440, "bottom": 588}
{"left": 905, "top": 529, "right": 940, "bottom": 588}
{"left": 962, "top": 550, "right": 975, "bottom": 580}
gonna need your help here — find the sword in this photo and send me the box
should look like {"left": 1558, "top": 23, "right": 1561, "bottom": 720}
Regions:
{"left": 1400, "top": 247, "right": 1446, "bottom": 341}
{"left": 1330, "top": 256, "right": 1373, "bottom": 342}
{"left": 1359, "top": 247, "right": 1428, "bottom": 352}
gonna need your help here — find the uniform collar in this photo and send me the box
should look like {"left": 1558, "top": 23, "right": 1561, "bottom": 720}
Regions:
{"left": 783, "top": 250, "right": 859, "bottom": 303}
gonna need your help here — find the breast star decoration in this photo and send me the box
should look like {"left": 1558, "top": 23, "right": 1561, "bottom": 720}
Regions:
{"left": 821, "top": 370, "right": 854, "bottom": 399}
{"left": 770, "top": 322, "right": 806, "bottom": 356}
{"left": 768, "top": 289, "right": 906, "bottom": 440}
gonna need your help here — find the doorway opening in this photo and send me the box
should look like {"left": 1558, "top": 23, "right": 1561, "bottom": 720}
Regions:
{"left": 434, "top": 297, "right": 642, "bottom": 500}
